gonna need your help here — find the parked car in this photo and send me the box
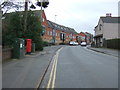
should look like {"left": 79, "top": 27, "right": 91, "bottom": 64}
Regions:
{"left": 69, "top": 41, "right": 74, "bottom": 45}
{"left": 81, "top": 42, "right": 87, "bottom": 46}
{"left": 74, "top": 42, "right": 79, "bottom": 45}
{"left": 69, "top": 41, "right": 78, "bottom": 46}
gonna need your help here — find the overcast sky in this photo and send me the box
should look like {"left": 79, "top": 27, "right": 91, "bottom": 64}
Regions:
{"left": 43, "top": 0, "right": 119, "bottom": 35}
{"left": 1, "top": 0, "right": 119, "bottom": 35}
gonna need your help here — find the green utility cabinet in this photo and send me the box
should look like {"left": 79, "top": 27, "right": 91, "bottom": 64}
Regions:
{"left": 32, "top": 43, "right": 35, "bottom": 53}
{"left": 13, "top": 38, "right": 25, "bottom": 59}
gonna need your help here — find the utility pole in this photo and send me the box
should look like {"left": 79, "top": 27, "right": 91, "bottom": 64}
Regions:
{"left": 38, "top": 0, "right": 43, "bottom": 22}
{"left": 36, "top": 0, "right": 49, "bottom": 36}
{"left": 24, "top": 0, "right": 28, "bottom": 33}
{"left": 55, "top": 15, "right": 57, "bottom": 23}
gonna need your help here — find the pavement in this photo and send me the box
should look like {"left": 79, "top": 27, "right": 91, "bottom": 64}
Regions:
{"left": 87, "top": 45, "right": 120, "bottom": 57}
{"left": 2, "top": 45, "right": 64, "bottom": 88}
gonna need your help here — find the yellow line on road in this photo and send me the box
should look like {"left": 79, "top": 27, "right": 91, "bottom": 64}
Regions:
{"left": 52, "top": 53, "right": 58, "bottom": 88}
{"left": 46, "top": 55, "right": 56, "bottom": 89}
{"left": 46, "top": 47, "right": 63, "bottom": 90}
{"left": 51, "top": 47, "right": 63, "bottom": 89}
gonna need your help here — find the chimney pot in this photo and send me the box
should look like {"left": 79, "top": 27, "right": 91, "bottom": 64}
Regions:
{"left": 106, "top": 13, "right": 112, "bottom": 17}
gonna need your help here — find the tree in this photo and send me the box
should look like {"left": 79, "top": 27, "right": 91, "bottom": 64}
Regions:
{"left": 1, "top": 0, "right": 49, "bottom": 32}
{"left": 0, "top": 1, "right": 24, "bottom": 16}
{"left": 2, "top": 0, "right": 49, "bottom": 50}
{"left": 2, "top": 11, "right": 43, "bottom": 50}
{"left": 2, "top": 12, "right": 23, "bottom": 47}
{"left": 25, "top": 11, "right": 43, "bottom": 50}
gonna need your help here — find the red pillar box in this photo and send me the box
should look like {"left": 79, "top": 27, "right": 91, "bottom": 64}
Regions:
{"left": 26, "top": 39, "right": 32, "bottom": 54}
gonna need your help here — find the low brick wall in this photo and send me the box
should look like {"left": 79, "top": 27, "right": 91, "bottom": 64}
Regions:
{"left": 2, "top": 48, "right": 13, "bottom": 61}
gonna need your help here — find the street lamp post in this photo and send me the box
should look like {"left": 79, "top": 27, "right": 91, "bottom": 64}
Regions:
{"left": 53, "top": 15, "right": 57, "bottom": 44}
{"left": 37, "top": 0, "right": 43, "bottom": 22}
{"left": 40, "top": 0, "right": 43, "bottom": 22}
{"left": 55, "top": 15, "right": 57, "bottom": 22}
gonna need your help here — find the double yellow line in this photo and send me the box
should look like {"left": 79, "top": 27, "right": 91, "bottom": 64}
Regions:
{"left": 47, "top": 47, "right": 63, "bottom": 89}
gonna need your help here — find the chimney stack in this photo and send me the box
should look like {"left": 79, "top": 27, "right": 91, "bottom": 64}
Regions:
{"left": 106, "top": 13, "right": 112, "bottom": 17}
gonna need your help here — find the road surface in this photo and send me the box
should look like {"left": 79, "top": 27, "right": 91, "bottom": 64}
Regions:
{"left": 40, "top": 46, "right": 118, "bottom": 88}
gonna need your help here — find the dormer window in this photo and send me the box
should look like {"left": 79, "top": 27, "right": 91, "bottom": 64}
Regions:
{"left": 55, "top": 24, "right": 57, "bottom": 27}
{"left": 61, "top": 27, "right": 63, "bottom": 29}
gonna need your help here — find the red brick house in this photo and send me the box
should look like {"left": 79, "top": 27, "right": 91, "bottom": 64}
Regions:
{"left": 36, "top": 10, "right": 78, "bottom": 44}
{"left": 78, "top": 32, "right": 86, "bottom": 44}
{"left": 78, "top": 32, "right": 93, "bottom": 44}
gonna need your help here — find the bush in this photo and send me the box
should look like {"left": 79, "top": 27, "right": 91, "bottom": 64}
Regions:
{"left": 42, "top": 41, "right": 49, "bottom": 46}
{"left": 36, "top": 42, "right": 43, "bottom": 51}
{"left": 34, "top": 38, "right": 43, "bottom": 51}
{"left": 59, "top": 43, "right": 68, "bottom": 45}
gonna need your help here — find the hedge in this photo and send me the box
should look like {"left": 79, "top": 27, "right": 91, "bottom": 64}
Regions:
{"left": 106, "top": 39, "right": 120, "bottom": 50}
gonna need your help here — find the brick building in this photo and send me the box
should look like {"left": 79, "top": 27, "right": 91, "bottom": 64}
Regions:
{"left": 85, "top": 32, "right": 93, "bottom": 45}
{"left": 35, "top": 10, "right": 78, "bottom": 44}
{"left": 78, "top": 32, "right": 93, "bottom": 45}
{"left": 78, "top": 32, "right": 86, "bottom": 44}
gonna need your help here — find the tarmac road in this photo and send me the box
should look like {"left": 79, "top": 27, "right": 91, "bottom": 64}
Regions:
{"left": 41, "top": 46, "right": 118, "bottom": 88}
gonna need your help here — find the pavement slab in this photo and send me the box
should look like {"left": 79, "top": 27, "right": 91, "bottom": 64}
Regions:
{"left": 87, "top": 46, "right": 119, "bottom": 57}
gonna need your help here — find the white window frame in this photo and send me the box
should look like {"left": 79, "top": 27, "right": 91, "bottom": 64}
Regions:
{"left": 50, "top": 31, "right": 52, "bottom": 36}
{"left": 47, "top": 31, "right": 49, "bottom": 35}
{"left": 56, "top": 33, "right": 58, "bottom": 36}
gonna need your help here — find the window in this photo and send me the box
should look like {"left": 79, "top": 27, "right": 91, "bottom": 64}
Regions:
{"left": 47, "top": 31, "right": 49, "bottom": 35}
{"left": 56, "top": 33, "right": 58, "bottom": 36}
{"left": 66, "top": 35, "right": 68, "bottom": 38}
{"left": 42, "top": 18, "right": 45, "bottom": 22}
{"left": 81, "top": 36, "right": 85, "bottom": 40}
{"left": 69, "top": 34, "right": 72, "bottom": 38}
{"left": 55, "top": 24, "right": 57, "bottom": 27}
{"left": 61, "top": 27, "right": 63, "bottom": 29}
{"left": 60, "top": 33, "right": 63, "bottom": 40}
{"left": 50, "top": 32, "right": 52, "bottom": 36}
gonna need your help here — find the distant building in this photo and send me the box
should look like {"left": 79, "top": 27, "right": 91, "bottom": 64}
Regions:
{"left": 94, "top": 13, "right": 120, "bottom": 47}
{"left": 78, "top": 32, "right": 93, "bottom": 44}
{"left": 78, "top": 32, "right": 86, "bottom": 44}
{"left": 85, "top": 32, "right": 93, "bottom": 45}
